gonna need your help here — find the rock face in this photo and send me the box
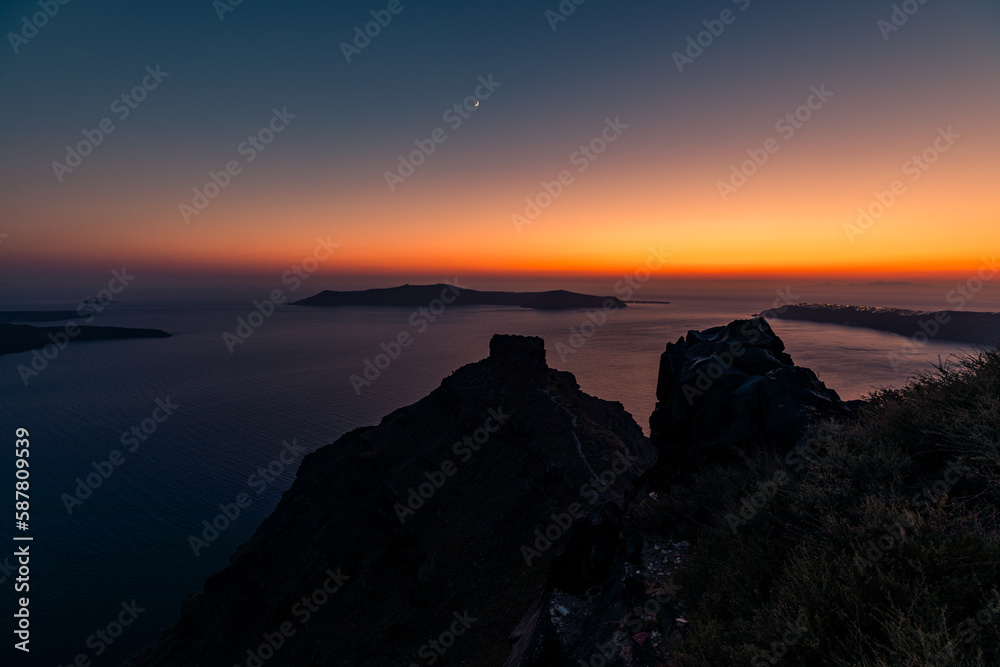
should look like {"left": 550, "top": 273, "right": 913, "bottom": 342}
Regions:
{"left": 649, "top": 318, "right": 847, "bottom": 465}
{"left": 127, "top": 335, "right": 654, "bottom": 667}
{"left": 129, "top": 322, "right": 856, "bottom": 667}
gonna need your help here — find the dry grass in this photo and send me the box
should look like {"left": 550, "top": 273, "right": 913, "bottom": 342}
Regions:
{"left": 651, "top": 349, "right": 1000, "bottom": 666}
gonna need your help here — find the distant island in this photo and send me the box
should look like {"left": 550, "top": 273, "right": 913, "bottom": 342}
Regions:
{"left": 293, "top": 284, "right": 634, "bottom": 310}
{"left": 0, "top": 322, "right": 171, "bottom": 356}
{"left": 765, "top": 303, "right": 1000, "bottom": 345}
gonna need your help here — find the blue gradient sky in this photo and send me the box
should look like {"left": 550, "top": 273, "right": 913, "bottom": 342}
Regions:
{"left": 1, "top": 0, "right": 999, "bottom": 301}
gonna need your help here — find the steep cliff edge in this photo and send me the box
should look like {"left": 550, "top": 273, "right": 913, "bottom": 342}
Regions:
{"left": 127, "top": 335, "right": 654, "bottom": 666}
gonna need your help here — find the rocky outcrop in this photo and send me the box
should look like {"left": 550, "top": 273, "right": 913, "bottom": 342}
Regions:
{"left": 506, "top": 320, "right": 853, "bottom": 666}
{"left": 649, "top": 317, "right": 848, "bottom": 466}
{"left": 130, "top": 321, "right": 859, "bottom": 667}
{"left": 128, "top": 335, "right": 654, "bottom": 667}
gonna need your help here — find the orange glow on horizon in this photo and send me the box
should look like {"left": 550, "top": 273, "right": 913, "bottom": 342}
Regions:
{"left": 5, "top": 80, "right": 997, "bottom": 285}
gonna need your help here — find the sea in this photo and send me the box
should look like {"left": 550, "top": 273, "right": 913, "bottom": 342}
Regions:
{"left": 1, "top": 280, "right": 997, "bottom": 665}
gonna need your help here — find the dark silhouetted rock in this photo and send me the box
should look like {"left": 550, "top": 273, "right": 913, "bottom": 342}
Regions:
{"left": 490, "top": 334, "right": 548, "bottom": 378}
{"left": 547, "top": 505, "right": 623, "bottom": 596}
{"left": 649, "top": 317, "right": 847, "bottom": 466}
{"left": 128, "top": 335, "right": 654, "bottom": 667}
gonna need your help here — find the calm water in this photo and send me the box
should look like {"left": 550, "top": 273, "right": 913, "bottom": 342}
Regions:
{"left": 0, "top": 287, "right": 988, "bottom": 665}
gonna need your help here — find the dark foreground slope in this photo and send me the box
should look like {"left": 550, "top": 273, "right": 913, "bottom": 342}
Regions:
{"left": 649, "top": 346, "right": 1000, "bottom": 665}
{"left": 293, "top": 284, "right": 628, "bottom": 310}
{"left": 128, "top": 335, "right": 654, "bottom": 666}
{"left": 768, "top": 303, "right": 1000, "bottom": 346}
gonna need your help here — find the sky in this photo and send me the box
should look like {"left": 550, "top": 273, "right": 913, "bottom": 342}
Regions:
{"left": 1, "top": 0, "right": 999, "bottom": 299}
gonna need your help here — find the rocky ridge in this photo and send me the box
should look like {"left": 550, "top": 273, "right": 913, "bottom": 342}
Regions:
{"left": 129, "top": 320, "right": 845, "bottom": 666}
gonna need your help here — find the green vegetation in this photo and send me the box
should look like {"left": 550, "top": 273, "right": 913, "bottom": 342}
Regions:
{"left": 644, "top": 348, "right": 1000, "bottom": 666}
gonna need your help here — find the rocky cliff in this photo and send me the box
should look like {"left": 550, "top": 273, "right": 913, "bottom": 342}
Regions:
{"left": 128, "top": 335, "right": 654, "bottom": 666}
{"left": 129, "top": 321, "right": 863, "bottom": 666}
